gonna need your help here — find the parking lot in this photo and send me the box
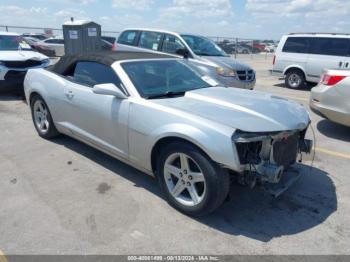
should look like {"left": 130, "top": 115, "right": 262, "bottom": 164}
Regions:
{"left": 0, "top": 54, "right": 349, "bottom": 255}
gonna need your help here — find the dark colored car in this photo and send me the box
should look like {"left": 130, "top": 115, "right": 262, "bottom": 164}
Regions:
{"left": 23, "top": 37, "right": 56, "bottom": 57}
{"left": 102, "top": 36, "right": 116, "bottom": 45}
{"left": 22, "top": 33, "right": 47, "bottom": 41}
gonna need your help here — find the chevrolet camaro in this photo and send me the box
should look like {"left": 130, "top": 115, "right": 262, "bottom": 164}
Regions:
{"left": 24, "top": 51, "right": 312, "bottom": 216}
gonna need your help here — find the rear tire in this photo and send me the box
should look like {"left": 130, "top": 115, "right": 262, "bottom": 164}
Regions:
{"left": 30, "top": 95, "right": 60, "bottom": 139}
{"left": 285, "top": 69, "right": 305, "bottom": 89}
{"left": 157, "top": 142, "right": 230, "bottom": 217}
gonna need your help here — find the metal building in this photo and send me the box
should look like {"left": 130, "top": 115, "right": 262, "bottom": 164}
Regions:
{"left": 62, "top": 19, "right": 102, "bottom": 55}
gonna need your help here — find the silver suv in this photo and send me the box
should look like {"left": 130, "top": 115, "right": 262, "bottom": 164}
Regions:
{"left": 115, "top": 28, "right": 256, "bottom": 90}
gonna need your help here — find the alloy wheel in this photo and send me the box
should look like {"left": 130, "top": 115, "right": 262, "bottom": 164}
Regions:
{"left": 33, "top": 100, "right": 50, "bottom": 133}
{"left": 163, "top": 153, "right": 206, "bottom": 207}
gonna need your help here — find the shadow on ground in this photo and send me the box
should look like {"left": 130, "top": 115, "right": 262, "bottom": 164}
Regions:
{"left": 317, "top": 119, "right": 350, "bottom": 142}
{"left": 273, "top": 82, "right": 315, "bottom": 91}
{"left": 0, "top": 93, "right": 25, "bottom": 101}
{"left": 51, "top": 135, "right": 337, "bottom": 243}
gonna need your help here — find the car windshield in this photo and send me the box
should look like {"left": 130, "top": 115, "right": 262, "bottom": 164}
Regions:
{"left": 121, "top": 60, "right": 211, "bottom": 98}
{"left": 181, "top": 34, "right": 228, "bottom": 57}
{"left": 0, "top": 35, "right": 32, "bottom": 51}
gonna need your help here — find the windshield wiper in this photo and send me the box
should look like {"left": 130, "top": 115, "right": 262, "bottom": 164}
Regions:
{"left": 196, "top": 52, "right": 225, "bottom": 57}
{"left": 146, "top": 91, "right": 186, "bottom": 99}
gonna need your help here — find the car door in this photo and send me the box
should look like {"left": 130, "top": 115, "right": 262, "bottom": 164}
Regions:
{"left": 138, "top": 31, "right": 164, "bottom": 52}
{"left": 62, "top": 61, "right": 129, "bottom": 158}
{"left": 161, "top": 34, "right": 187, "bottom": 55}
{"left": 306, "top": 37, "right": 350, "bottom": 82}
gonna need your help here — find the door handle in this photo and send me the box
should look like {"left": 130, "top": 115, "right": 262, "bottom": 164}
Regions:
{"left": 339, "top": 61, "right": 343, "bottom": 68}
{"left": 65, "top": 90, "right": 74, "bottom": 99}
{"left": 345, "top": 62, "right": 349, "bottom": 68}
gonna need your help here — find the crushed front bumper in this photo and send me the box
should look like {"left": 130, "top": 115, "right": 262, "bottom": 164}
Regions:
{"left": 262, "top": 165, "right": 303, "bottom": 197}
{"left": 232, "top": 128, "right": 312, "bottom": 195}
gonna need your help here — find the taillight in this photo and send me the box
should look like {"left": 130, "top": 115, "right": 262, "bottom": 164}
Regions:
{"left": 112, "top": 43, "right": 117, "bottom": 51}
{"left": 272, "top": 55, "right": 276, "bottom": 65}
{"left": 320, "top": 74, "right": 346, "bottom": 86}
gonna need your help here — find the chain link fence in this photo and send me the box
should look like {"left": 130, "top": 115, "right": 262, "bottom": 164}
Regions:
{"left": 0, "top": 25, "right": 277, "bottom": 59}
{"left": 0, "top": 25, "right": 120, "bottom": 38}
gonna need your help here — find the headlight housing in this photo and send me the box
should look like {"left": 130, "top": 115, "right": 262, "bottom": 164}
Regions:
{"left": 216, "top": 67, "right": 236, "bottom": 77}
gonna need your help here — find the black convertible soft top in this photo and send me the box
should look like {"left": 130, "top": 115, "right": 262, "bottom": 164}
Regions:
{"left": 49, "top": 51, "right": 176, "bottom": 75}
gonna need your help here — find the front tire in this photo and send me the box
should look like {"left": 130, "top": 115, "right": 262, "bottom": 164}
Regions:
{"left": 157, "top": 142, "right": 230, "bottom": 217}
{"left": 285, "top": 69, "right": 305, "bottom": 89}
{"left": 30, "top": 95, "right": 59, "bottom": 139}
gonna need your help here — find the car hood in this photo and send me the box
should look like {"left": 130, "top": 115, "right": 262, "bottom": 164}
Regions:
{"left": 199, "top": 56, "right": 252, "bottom": 71}
{"left": 0, "top": 50, "right": 48, "bottom": 61}
{"left": 151, "top": 87, "right": 310, "bottom": 132}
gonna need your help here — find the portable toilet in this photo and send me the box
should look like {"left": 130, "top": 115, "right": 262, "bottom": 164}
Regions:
{"left": 62, "top": 19, "right": 102, "bottom": 55}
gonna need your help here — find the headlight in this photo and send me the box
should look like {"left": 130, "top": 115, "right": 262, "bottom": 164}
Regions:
{"left": 232, "top": 130, "right": 279, "bottom": 143}
{"left": 216, "top": 67, "right": 236, "bottom": 77}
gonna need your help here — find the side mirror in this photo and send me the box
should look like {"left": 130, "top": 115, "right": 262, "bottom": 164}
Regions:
{"left": 92, "top": 83, "right": 127, "bottom": 99}
{"left": 176, "top": 48, "right": 190, "bottom": 59}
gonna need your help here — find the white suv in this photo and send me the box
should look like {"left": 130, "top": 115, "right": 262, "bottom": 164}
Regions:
{"left": 272, "top": 33, "right": 350, "bottom": 89}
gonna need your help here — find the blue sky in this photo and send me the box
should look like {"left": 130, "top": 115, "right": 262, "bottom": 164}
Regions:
{"left": 0, "top": 0, "right": 349, "bottom": 40}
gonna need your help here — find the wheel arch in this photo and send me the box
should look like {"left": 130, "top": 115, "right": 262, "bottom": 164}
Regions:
{"left": 150, "top": 136, "right": 213, "bottom": 175}
{"left": 29, "top": 91, "right": 42, "bottom": 105}
{"left": 283, "top": 65, "right": 306, "bottom": 78}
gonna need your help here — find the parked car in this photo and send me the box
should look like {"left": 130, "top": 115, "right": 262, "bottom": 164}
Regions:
{"left": 217, "top": 42, "right": 252, "bottom": 54}
{"left": 253, "top": 41, "right": 266, "bottom": 52}
{"left": 38, "top": 37, "right": 113, "bottom": 56}
{"left": 0, "top": 32, "right": 50, "bottom": 94}
{"left": 23, "top": 37, "right": 56, "bottom": 57}
{"left": 216, "top": 40, "right": 235, "bottom": 54}
{"left": 38, "top": 37, "right": 65, "bottom": 56}
{"left": 102, "top": 36, "right": 116, "bottom": 45}
{"left": 101, "top": 39, "right": 114, "bottom": 51}
{"left": 272, "top": 33, "right": 350, "bottom": 89}
{"left": 22, "top": 33, "right": 47, "bottom": 41}
{"left": 238, "top": 42, "right": 261, "bottom": 53}
{"left": 24, "top": 51, "right": 312, "bottom": 216}
{"left": 115, "top": 29, "right": 256, "bottom": 89}
{"left": 310, "top": 69, "right": 350, "bottom": 127}
{"left": 102, "top": 36, "right": 117, "bottom": 50}
{"left": 264, "top": 44, "right": 276, "bottom": 53}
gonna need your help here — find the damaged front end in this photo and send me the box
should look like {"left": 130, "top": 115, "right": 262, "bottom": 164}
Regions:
{"left": 232, "top": 128, "right": 313, "bottom": 196}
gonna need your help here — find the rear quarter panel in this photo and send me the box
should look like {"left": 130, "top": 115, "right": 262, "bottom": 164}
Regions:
{"left": 333, "top": 76, "right": 350, "bottom": 113}
{"left": 24, "top": 68, "right": 66, "bottom": 123}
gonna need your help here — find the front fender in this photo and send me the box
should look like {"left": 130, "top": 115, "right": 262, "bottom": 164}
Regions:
{"left": 150, "top": 123, "right": 220, "bottom": 161}
{"left": 147, "top": 124, "right": 239, "bottom": 173}
{"left": 128, "top": 101, "right": 240, "bottom": 173}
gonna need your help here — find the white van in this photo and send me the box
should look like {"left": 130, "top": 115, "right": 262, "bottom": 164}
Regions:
{"left": 272, "top": 33, "right": 350, "bottom": 89}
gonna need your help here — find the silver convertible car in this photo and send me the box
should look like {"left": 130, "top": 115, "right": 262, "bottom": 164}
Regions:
{"left": 24, "top": 51, "right": 312, "bottom": 216}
